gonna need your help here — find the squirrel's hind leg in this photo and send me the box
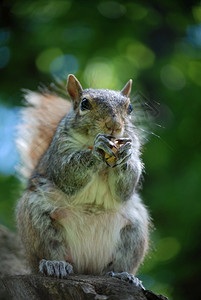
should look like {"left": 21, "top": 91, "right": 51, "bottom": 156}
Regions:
{"left": 16, "top": 179, "right": 73, "bottom": 278}
{"left": 103, "top": 210, "right": 149, "bottom": 289}
{"left": 107, "top": 271, "right": 144, "bottom": 289}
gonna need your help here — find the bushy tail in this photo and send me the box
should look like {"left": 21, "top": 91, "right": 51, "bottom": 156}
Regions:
{"left": 16, "top": 91, "right": 72, "bottom": 179}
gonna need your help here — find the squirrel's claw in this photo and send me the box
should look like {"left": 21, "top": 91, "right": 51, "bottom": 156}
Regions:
{"left": 107, "top": 271, "right": 145, "bottom": 289}
{"left": 113, "top": 141, "right": 132, "bottom": 167}
{"left": 93, "top": 134, "right": 132, "bottom": 167}
{"left": 39, "top": 259, "right": 73, "bottom": 279}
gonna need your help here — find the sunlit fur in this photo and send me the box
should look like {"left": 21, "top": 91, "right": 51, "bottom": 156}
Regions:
{"left": 16, "top": 91, "right": 71, "bottom": 178}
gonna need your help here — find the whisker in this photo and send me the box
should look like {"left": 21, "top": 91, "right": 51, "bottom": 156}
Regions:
{"left": 151, "top": 123, "right": 165, "bottom": 129}
{"left": 137, "top": 128, "right": 160, "bottom": 139}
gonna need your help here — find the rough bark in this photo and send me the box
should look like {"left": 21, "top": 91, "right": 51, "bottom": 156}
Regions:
{"left": 0, "top": 225, "right": 168, "bottom": 300}
{"left": 0, "top": 274, "right": 168, "bottom": 300}
{"left": 0, "top": 225, "right": 29, "bottom": 276}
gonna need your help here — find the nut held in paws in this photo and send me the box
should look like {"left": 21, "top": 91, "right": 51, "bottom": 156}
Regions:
{"left": 105, "top": 139, "right": 123, "bottom": 166}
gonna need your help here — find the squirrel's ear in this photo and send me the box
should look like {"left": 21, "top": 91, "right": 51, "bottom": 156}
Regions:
{"left": 121, "top": 79, "right": 132, "bottom": 97}
{"left": 67, "top": 74, "right": 83, "bottom": 108}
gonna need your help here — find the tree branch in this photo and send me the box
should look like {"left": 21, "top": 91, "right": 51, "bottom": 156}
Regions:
{"left": 0, "top": 274, "right": 168, "bottom": 300}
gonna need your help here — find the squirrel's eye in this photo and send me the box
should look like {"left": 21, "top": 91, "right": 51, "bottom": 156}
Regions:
{"left": 127, "top": 104, "right": 133, "bottom": 114}
{"left": 80, "top": 98, "right": 91, "bottom": 111}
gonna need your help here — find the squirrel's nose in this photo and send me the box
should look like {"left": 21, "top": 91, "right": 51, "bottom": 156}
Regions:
{"left": 105, "top": 117, "right": 122, "bottom": 134}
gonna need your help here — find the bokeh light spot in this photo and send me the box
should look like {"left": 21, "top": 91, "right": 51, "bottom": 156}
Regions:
{"left": 180, "top": 40, "right": 201, "bottom": 59}
{"left": 12, "top": 1, "right": 72, "bottom": 21}
{"left": 98, "top": 1, "right": 126, "bottom": 19}
{"left": 0, "top": 104, "right": 19, "bottom": 175}
{"left": 192, "top": 6, "right": 201, "bottom": 24}
{"left": 63, "top": 25, "right": 94, "bottom": 44}
{"left": 186, "top": 24, "right": 201, "bottom": 48}
{"left": 157, "top": 237, "right": 181, "bottom": 262}
{"left": 0, "top": 29, "right": 10, "bottom": 45}
{"left": 0, "top": 47, "right": 10, "bottom": 69}
{"left": 126, "top": 3, "right": 148, "bottom": 21}
{"left": 50, "top": 54, "right": 79, "bottom": 77}
{"left": 126, "top": 42, "right": 155, "bottom": 69}
{"left": 160, "top": 65, "right": 186, "bottom": 90}
{"left": 36, "top": 48, "right": 63, "bottom": 73}
{"left": 83, "top": 60, "right": 116, "bottom": 88}
{"left": 188, "top": 61, "right": 201, "bottom": 86}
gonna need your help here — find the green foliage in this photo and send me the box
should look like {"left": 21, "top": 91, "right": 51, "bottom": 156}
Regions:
{"left": 0, "top": 1, "right": 201, "bottom": 299}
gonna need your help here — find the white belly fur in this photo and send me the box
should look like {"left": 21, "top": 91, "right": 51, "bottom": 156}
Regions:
{"left": 58, "top": 173, "right": 128, "bottom": 274}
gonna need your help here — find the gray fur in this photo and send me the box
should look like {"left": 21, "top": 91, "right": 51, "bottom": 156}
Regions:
{"left": 104, "top": 193, "right": 149, "bottom": 275}
{"left": 16, "top": 178, "right": 68, "bottom": 273}
{"left": 16, "top": 78, "right": 150, "bottom": 281}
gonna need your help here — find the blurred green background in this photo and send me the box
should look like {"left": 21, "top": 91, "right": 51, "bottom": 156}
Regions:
{"left": 0, "top": 0, "right": 201, "bottom": 299}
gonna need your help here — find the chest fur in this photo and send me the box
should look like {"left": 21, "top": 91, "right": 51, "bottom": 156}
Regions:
{"left": 57, "top": 173, "right": 127, "bottom": 274}
{"left": 59, "top": 209, "right": 127, "bottom": 274}
{"left": 71, "top": 171, "right": 117, "bottom": 210}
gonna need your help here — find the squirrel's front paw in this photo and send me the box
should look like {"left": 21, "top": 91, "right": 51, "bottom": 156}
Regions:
{"left": 92, "top": 134, "right": 132, "bottom": 167}
{"left": 93, "top": 134, "right": 117, "bottom": 164}
{"left": 114, "top": 139, "right": 132, "bottom": 167}
{"left": 39, "top": 259, "right": 73, "bottom": 279}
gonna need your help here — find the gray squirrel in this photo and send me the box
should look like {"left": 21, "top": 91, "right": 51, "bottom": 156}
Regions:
{"left": 16, "top": 75, "right": 150, "bottom": 287}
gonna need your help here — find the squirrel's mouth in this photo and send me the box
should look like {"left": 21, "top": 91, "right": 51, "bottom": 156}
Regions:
{"left": 106, "top": 129, "right": 124, "bottom": 138}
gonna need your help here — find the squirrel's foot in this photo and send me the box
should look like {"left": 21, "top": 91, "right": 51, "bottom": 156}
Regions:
{"left": 107, "top": 271, "right": 144, "bottom": 289}
{"left": 39, "top": 259, "right": 73, "bottom": 279}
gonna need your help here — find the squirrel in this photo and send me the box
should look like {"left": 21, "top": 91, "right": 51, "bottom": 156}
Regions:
{"left": 16, "top": 74, "right": 150, "bottom": 287}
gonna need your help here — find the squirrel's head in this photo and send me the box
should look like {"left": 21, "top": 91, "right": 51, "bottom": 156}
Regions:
{"left": 67, "top": 74, "right": 133, "bottom": 139}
